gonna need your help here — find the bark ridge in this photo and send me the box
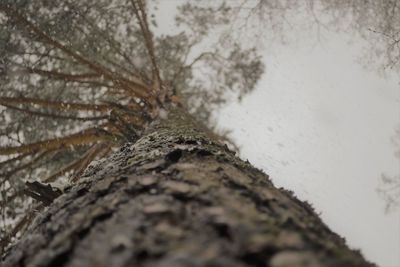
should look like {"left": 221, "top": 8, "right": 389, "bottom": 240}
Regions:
{"left": 2, "top": 109, "right": 374, "bottom": 267}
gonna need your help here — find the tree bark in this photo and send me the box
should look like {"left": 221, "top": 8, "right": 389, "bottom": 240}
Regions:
{"left": 1, "top": 107, "right": 374, "bottom": 267}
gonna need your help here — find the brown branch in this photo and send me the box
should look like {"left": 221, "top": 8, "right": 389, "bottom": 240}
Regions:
{"left": 1, "top": 149, "right": 55, "bottom": 180}
{"left": 43, "top": 143, "right": 110, "bottom": 183}
{"left": 102, "top": 56, "right": 150, "bottom": 86}
{"left": 0, "top": 5, "right": 108, "bottom": 76}
{"left": 0, "top": 4, "right": 150, "bottom": 99}
{"left": 94, "top": 143, "right": 113, "bottom": 161}
{"left": 69, "top": 5, "right": 146, "bottom": 82}
{"left": 41, "top": 156, "right": 82, "bottom": 183}
{"left": 0, "top": 124, "right": 111, "bottom": 156}
{"left": 0, "top": 152, "right": 34, "bottom": 169}
{"left": 109, "top": 110, "right": 143, "bottom": 142}
{"left": 69, "top": 143, "right": 112, "bottom": 182}
{"left": 0, "top": 204, "right": 43, "bottom": 254}
{"left": 9, "top": 63, "right": 100, "bottom": 82}
{"left": 1, "top": 103, "right": 109, "bottom": 121}
{"left": 130, "top": 0, "right": 163, "bottom": 97}
{"left": 63, "top": 79, "right": 114, "bottom": 90}
{"left": 12, "top": 50, "right": 68, "bottom": 62}
{"left": 105, "top": 100, "right": 150, "bottom": 122}
{"left": 0, "top": 190, "right": 24, "bottom": 208}
{"left": 0, "top": 148, "right": 64, "bottom": 188}
{"left": 0, "top": 96, "right": 110, "bottom": 112}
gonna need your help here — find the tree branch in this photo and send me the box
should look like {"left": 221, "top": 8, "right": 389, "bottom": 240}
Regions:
{"left": 130, "top": 0, "right": 163, "bottom": 98}
{"left": 43, "top": 143, "right": 111, "bottom": 183}
{"left": 0, "top": 124, "right": 111, "bottom": 156}
{"left": 1, "top": 103, "right": 109, "bottom": 121}
{"left": 0, "top": 96, "right": 110, "bottom": 112}
{"left": 0, "top": 4, "right": 150, "bottom": 100}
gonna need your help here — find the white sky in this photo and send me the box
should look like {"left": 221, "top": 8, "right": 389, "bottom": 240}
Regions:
{"left": 216, "top": 29, "right": 400, "bottom": 267}
{"left": 154, "top": 1, "right": 399, "bottom": 266}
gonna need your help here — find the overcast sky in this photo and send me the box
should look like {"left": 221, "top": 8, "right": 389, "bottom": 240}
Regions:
{"left": 216, "top": 27, "right": 399, "bottom": 267}
{"left": 155, "top": 2, "right": 400, "bottom": 266}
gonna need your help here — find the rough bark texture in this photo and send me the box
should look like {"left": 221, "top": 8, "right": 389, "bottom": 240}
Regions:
{"left": 1, "top": 108, "right": 374, "bottom": 267}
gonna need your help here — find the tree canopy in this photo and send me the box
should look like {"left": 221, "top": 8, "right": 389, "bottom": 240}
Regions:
{"left": 0, "top": 0, "right": 265, "bottom": 250}
{"left": 1, "top": 0, "right": 399, "bottom": 253}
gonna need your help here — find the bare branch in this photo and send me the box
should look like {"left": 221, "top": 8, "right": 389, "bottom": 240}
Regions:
{"left": 1, "top": 103, "right": 109, "bottom": 121}
{"left": 0, "top": 4, "right": 151, "bottom": 100}
{"left": 0, "top": 96, "right": 110, "bottom": 112}
{"left": 43, "top": 143, "right": 111, "bottom": 183}
{"left": 0, "top": 124, "right": 111, "bottom": 156}
{"left": 0, "top": 204, "right": 43, "bottom": 254}
{"left": 130, "top": 0, "right": 163, "bottom": 98}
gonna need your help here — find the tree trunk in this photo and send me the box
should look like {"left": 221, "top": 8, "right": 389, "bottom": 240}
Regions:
{"left": 1, "top": 107, "right": 374, "bottom": 267}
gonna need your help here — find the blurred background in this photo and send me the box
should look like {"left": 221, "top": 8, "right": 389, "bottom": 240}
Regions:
{"left": 157, "top": 1, "right": 400, "bottom": 266}
{"left": 217, "top": 32, "right": 399, "bottom": 267}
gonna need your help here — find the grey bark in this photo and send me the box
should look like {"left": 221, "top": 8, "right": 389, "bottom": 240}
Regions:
{"left": 1, "top": 107, "right": 374, "bottom": 267}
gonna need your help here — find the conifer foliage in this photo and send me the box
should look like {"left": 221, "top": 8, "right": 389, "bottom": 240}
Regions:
{"left": 0, "top": 0, "right": 264, "bottom": 251}
{"left": 1, "top": 0, "right": 399, "bottom": 254}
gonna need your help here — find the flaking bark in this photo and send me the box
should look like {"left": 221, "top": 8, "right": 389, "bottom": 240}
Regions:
{"left": 1, "top": 108, "right": 375, "bottom": 267}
